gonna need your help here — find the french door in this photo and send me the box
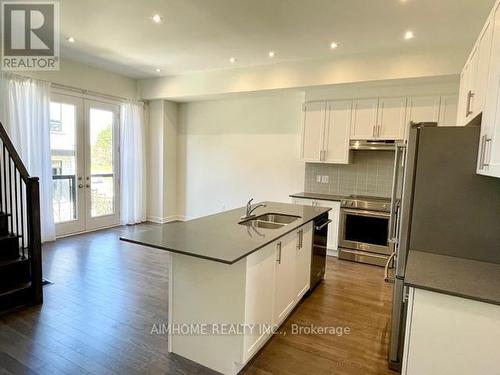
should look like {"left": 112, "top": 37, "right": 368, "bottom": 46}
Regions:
{"left": 50, "top": 94, "right": 120, "bottom": 236}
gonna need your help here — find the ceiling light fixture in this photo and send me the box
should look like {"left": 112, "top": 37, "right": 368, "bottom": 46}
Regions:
{"left": 67, "top": 36, "right": 75, "bottom": 43}
{"left": 229, "top": 57, "right": 237, "bottom": 63}
{"left": 151, "top": 14, "right": 163, "bottom": 23}
{"left": 155, "top": 68, "right": 162, "bottom": 73}
{"left": 330, "top": 41, "right": 339, "bottom": 49}
{"left": 268, "top": 51, "right": 276, "bottom": 58}
{"left": 404, "top": 30, "right": 414, "bottom": 40}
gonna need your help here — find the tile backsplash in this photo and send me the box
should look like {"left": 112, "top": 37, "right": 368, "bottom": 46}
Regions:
{"left": 304, "top": 151, "right": 394, "bottom": 197}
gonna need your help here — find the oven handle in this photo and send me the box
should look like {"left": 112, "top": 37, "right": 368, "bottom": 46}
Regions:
{"left": 341, "top": 208, "right": 391, "bottom": 218}
{"left": 384, "top": 250, "right": 397, "bottom": 283}
{"left": 315, "top": 219, "right": 332, "bottom": 231}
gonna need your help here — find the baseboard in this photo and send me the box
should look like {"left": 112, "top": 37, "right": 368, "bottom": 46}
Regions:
{"left": 147, "top": 215, "right": 186, "bottom": 224}
{"left": 327, "top": 249, "right": 339, "bottom": 257}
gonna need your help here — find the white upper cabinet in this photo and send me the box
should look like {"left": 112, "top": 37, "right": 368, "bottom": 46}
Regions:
{"left": 351, "top": 97, "right": 406, "bottom": 140}
{"left": 438, "top": 95, "right": 459, "bottom": 127}
{"left": 324, "top": 100, "right": 352, "bottom": 164}
{"left": 378, "top": 97, "right": 407, "bottom": 140}
{"left": 351, "top": 98, "right": 379, "bottom": 139}
{"left": 301, "top": 100, "right": 351, "bottom": 164}
{"left": 475, "top": 19, "right": 494, "bottom": 117}
{"left": 478, "top": 1, "right": 500, "bottom": 178}
{"left": 406, "top": 96, "right": 441, "bottom": 124}
{"left": 301, "top": 101, "right": 325, "bottom": 162}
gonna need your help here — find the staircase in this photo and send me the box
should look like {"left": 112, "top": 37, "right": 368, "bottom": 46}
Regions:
{"left": 0, "top": 122, "right": 43, "bottom": 312}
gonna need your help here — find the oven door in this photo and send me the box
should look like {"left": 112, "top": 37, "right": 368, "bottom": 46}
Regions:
{"left": 339, "top": 208, "right": 391, "bottom": 255}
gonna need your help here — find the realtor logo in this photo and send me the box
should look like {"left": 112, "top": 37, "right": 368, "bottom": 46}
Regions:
{"left": 1, "top": 1, "right": 60, "bottom": 70}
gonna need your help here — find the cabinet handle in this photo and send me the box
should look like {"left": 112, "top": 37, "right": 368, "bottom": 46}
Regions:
{"left": 373, "top": 124, "right": 376, "bottom": 138}
{"left": 276, "top": 241, "right": 282, "bottom": 264}
{"left": 297, "top": 229, "right": 303, "bottom": 249}
{"left": 466, "top": 90, "right": 474, "bottom": 117}
{"left": 484, "top": 137, "right": 493, "bottom": 167}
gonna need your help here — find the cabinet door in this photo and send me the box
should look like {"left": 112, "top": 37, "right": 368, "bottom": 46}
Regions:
{"left": 402, "top": 288, "right": 500, "bottom": 375}
{"left": 438, "top": 95, "right": 458, "bottom": 127}
{"left": 478, "top": 2, "right": 500, "bottom": 178}
{"left": 378, "top": 97, "right": 407, "bottom": 140}
{"left": 464, "top": 48, "right": 478, "bottom": 124}
{"left": 474, "top": 19, "right": 494, "bottom": 116}
{"left": 301, "top": 102, "right": 326, "bottom": 162}
{"left": 243, "top": 242, "right": 276, "bottom": 361}
{"left": 457, "top": 69, "right": 469, "bottom": 126}
{"left": 295, "top": 223, "right": 312, "bottom": 300}
{"left": 324, "top": 100, "right": 352, "bottom": 164}
{"left": 314, "top": 200, "right": 341, "bottom": 252}
{"left": 406, "top": 96, "right": 440, "bottom": 123}
{"left": 273, "top": 232, "right": 297, "bottom": 325}
{"left": 351, "top": 99, "right": 378, "bottom": 139}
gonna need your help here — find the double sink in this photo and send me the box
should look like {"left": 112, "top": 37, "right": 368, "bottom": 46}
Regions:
{"left": 239, "top": 213, "right": 300, "bottom": 229}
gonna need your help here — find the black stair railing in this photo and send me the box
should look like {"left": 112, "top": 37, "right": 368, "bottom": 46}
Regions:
{"left": 0, "top": 121, "right": 42, "bottom": 304}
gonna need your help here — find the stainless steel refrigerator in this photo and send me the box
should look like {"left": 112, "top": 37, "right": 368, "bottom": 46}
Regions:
{"left": 388, "top": 120, "right": 500, "bottom": 371}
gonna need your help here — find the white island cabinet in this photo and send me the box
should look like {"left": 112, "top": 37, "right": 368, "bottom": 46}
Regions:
{"left": 168, "top": 221, "right": 314, "bottom": 375}
{"left": 402, "top": 288, "right": 500, "bottom": 375}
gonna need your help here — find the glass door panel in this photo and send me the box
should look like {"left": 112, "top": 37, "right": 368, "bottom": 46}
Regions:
{"left": 50, "top": 94, "right": 85, "bottom": 235}
{"left": 85, "top": 100, "right": 120, "bottom": 230}
{"left": 51, "top": 95, "right": 120, "bottom": 236}
{"left": 89, "top": 108, "right": 115, "bottom": 217}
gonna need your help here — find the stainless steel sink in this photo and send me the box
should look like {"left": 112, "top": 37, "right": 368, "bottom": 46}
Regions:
{"left": 239, "top": 213, "right": 300, "bottom": 229}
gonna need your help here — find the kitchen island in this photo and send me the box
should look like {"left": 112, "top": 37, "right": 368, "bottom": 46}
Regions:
{"left": 121, "top": 202, "right": 330, "bottom": 375}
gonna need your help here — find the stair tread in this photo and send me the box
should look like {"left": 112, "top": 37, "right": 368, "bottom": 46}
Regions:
{"left": 0, "top": 282, "right": 31, "bottom": 297}
{"left": 0, "top": 233, "right": 21, "bottom": 240}
{"left": 0, "top": 256, "right": 29, "bottom": 268}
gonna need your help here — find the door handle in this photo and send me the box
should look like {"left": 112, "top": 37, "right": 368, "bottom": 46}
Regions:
{"left": 384, "top": 250, "right": 397, "bottom": 283}
{"left": 78, "top": 184, "right": 84, "bottom": 189}
{"left": 276, "top": 241, "right": 282, "bottom": 264}
{"left": 85, "top": 184, "right": 90, "bottom": 188}
{"left": 315, "top": 219, "right": 332, "bottom": 231}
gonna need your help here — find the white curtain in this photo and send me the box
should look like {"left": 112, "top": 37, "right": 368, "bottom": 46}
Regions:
{"left": 120, "top": 102, "right": 147, "bottom": 225}
{"left": 0, "top": 72, "right": 55, "bottom": 242}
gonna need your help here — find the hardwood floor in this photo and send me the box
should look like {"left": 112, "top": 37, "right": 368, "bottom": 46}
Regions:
{"left": 0, "top": 224, "right": 397, "bottom": 375}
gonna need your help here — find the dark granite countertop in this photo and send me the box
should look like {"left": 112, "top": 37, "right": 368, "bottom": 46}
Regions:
{"left": 120, "top": 202, "right": 330, "bottom": 265}
{"left": 405, "top": 250, "right": 500, "bottom": 306}
{"left": 289, "top": 192, "right": 349, "bottom": 202}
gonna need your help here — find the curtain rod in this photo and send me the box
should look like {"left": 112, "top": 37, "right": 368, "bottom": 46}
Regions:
{"left": 51, "top": 82, "right": 147, "bottom": 104}
{"left": 2, "top": 71, "right": 146, "bottom": 104}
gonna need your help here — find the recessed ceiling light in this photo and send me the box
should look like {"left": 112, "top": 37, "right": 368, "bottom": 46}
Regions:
{"left": 330, "top": 41, "right": 339, "bottom": 49}
{"left": 404, "top": 30, "right": 414, "bottom": 40}
{"left": 268, "top": 51, "right": 276, "bottom": 58}
{"left": 151, "top": 14, "right": 163, "bottom": 23}
{"left": 67, "top": 36, "right": 75, "bottom": 43}
{"left": 155, "top": 68, "right": 161, "bottom": 73}
{"left": 229, "top": 57, "right": 237, "bottom": 63}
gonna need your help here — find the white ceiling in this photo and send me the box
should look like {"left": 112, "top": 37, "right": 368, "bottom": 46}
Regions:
{"left": 59, "top": 0, "right": 496, "bottom": 79}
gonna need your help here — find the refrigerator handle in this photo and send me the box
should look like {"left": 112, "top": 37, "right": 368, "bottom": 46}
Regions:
{"left": 388, "top": 145, "right": 405, "bottom": 242}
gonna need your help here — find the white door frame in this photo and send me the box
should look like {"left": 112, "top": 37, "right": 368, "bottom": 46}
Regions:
{"left": 51, "top": 92, "right": 121, "bottom": 236}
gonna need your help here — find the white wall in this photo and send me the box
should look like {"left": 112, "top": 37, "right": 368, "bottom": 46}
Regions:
{"left": 146, "top": 100, "right": 179, "bottom": 223}
{"left": 177, "top": 92, "right": 305, "bottom": 219}
{"left": 139, "top": 49, "right": 462, "bottom": 100}
{"left": 23, "top": 57, "right": 138, "bottom": 99}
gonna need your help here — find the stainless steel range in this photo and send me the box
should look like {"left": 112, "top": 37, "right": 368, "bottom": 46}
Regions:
{"left": 338, "top": 195, "right": 392, "bottom": 266}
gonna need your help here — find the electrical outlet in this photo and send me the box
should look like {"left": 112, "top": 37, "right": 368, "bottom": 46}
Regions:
{"left": 316, "top": 175, "right": 322, "bottom": 183}
{"left": 321, "top": 175, "right": 329, "bottom": 183}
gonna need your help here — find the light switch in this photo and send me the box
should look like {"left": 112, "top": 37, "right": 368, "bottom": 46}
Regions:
{"left": 316, "top": 175, "right": 322, "bottom": 183}
{"left": 321, "top": 175, "right": 329, "bottom": 183}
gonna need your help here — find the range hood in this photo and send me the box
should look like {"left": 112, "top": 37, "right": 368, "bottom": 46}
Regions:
{"left": 350, "top": 140, "right": 397, "bottom": 151}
